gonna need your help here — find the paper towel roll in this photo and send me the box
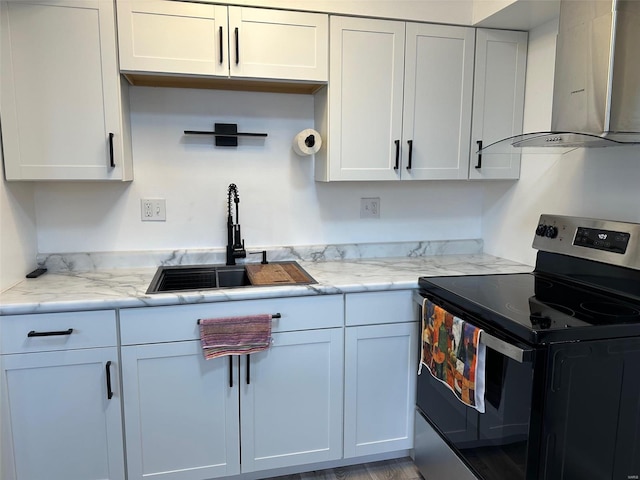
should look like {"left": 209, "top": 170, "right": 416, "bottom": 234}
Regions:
{"left": 293, "top": 129, "right": 322, "bottom": 156}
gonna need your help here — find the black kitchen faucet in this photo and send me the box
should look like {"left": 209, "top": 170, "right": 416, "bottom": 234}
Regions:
{"left": 226, "top": 183, "right": 246, "bottom": 266}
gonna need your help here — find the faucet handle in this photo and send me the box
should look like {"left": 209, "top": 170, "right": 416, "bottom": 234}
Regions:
{"left": 249, "top": 250, "right": 268, "bottom": 264}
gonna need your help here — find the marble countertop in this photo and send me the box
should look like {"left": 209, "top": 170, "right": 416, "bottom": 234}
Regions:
{"left": 0, "top": 254, "right": 532, "bottom": 316}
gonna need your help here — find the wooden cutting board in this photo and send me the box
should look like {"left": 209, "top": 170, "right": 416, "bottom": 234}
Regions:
{"left": 246, "top": 262, "right": 314, "bottom": 286}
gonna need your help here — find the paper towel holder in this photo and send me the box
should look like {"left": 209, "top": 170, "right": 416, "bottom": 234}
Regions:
{"left": 293, "top": 128, "right": 322, "bottom": 156}
{"left": 184, "top": 123, "right": 267, "bottom": 147}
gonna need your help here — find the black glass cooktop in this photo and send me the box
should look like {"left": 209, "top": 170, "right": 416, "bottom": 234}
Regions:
{"left": 419, "top": 273, "right": 640, "bottom": 344}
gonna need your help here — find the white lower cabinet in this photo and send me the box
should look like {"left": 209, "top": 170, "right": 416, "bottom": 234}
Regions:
{"left": 343, "top": 291, "right": 419, "bottom": 458}
{"left": 120, "top": 295, "right": 344, "bottom": 480}
{"left": 241, "top": 328, "right": 344, "bottom": 472}
{"left": 0, "top": 311, "right": 124, "bottom": 480}
{"left": 121, "top": 341, "right": 241, "bottom": 480}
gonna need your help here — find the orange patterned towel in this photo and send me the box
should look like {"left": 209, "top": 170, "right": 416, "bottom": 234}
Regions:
{"left": 199, "top": 314, "right": 272, "bottom": 360}
{"left": 419, "top": 299, "right": 486, "bottom": 412}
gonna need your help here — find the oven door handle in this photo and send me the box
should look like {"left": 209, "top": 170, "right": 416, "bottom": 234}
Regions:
{"left": 479, "top": 331, "right": 531, "bottom": 363}
{"left": 414, "top": 292, "right": 532, "bottom": 363}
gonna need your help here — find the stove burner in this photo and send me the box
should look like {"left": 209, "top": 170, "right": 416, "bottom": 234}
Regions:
{"left": 544, "top": 302, "right": 576, "bottom": 317}
{"left": 580, "top": 302, "right": 640, "bottom": 317}
{"left": 506, "top": 302, "right": 529, "bottom": 315}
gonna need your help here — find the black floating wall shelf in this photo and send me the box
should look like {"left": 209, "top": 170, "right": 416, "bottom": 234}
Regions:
{"left": 184, "top": 123, "right": 267, "bottom": 147}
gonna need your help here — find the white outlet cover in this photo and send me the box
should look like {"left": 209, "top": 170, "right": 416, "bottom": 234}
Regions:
{"left": 141, "top": 199, "right": 166, "bottom": 221}
{"left": 360, "top": 197, "right": 380, "bottom": 219}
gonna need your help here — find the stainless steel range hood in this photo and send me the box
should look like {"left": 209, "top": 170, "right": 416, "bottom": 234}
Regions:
{"left": 481, "top": 0, "right": 640, "bottom": 153}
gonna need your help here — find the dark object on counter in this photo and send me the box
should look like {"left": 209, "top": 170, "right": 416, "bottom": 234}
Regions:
{"left": 26, "top": 268, "right": 47, "bottom": 278}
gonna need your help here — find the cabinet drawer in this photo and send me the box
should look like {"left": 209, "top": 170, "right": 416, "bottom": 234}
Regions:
{"left": 120, "top": 295, "right": 344, "bottom": 345}
{"left": 345, "top": 290, "right": 417, "bottom": 326}
{"left": 1, "top": 310, "right": 117, "bottom": 354}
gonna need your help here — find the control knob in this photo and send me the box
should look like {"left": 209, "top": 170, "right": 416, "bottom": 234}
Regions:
{"left": 535, "top": 224, "right": 547, "bottom": 236}
{"left": 545, "top": 226, "right": 558, "bottom": 238}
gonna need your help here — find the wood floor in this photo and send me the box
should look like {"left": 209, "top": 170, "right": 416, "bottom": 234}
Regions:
{"left": 266, "top": 457, "right": 423, "bottom": 480}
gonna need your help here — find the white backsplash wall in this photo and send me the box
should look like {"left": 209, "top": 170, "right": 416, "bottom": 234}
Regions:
{"left": 33, "top": 86, "right": 485, "bottom": 254}
{"left": 0, "top": 150, "right": 37, "bottom": 290}
{"left": 482, "top": 18, "right": 640, "bottom": 266}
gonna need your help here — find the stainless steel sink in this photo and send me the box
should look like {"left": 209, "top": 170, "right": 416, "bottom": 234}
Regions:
{"left": 146, "top": 261, "right": 316, "bottom": 294}
{"left": 146, "top": 264, "right": 252, "bottom": 293}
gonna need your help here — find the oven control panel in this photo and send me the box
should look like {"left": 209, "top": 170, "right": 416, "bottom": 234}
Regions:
{"left": 573, "top": 227, "right": 630, "bottom": 254}
{"left": 533, "top": 214, "right": 640, "bottom": 269}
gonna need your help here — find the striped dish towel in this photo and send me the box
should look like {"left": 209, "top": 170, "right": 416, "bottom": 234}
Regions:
{"left": 199, "top": 314, "right": 272, "bottom": 360}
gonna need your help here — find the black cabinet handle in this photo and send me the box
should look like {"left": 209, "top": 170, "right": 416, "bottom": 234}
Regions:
{"left": 219, "top": 26, "right": 224, "bottom": 64}
{"left": 246, "top": 354, "right": 250, "bottom": 385}
{"left": 27, "top": 328, "right": 73, "bottom": 337}
{"left": 106, "top": 361, "right": 114, "bottom": 400}
{"left": 108, "top": 133, "right": 115, "bottom": 168}
{"left": 475, "top": 140, "right": 483, "bottom": 169}
{"left": 229, "top": 356, "right": 233, "bottom": 388}
{"left": 235, "top": 27, "right": 239, "bottom": 65}
{"left": 394, "top": 140, "right": 400, "bottom": 170}
{"left": 406, "top": 140, "right": 413, "bottom": 170}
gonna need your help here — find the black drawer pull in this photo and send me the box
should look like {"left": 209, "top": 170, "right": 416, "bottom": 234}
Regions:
{"left": 27, "top": 328, "right": 73, "bottom": 338}
{"left": 407, "top": 140, "right": 413, "bottom": 170}
{"left": 229, "top": 356, "right": 233, "bottom": 388}
{"left": 235, "top": 27, "right": 239, "bottom": 65}
{"left": 475, "top": 140, "right": 483, "bottom": 169}
{"left": 246, "top": 354, "right": 250, "bottom": 385}
{"left": 394, "top": 140, "right": 400, "bottom": 170}
{"left": 108, "top": 133, "right": 115, "bottom": 168}
{"left": 219, "top": 26, "right": 224, "bottom": 64}
{"left": 106, "top": 361, "right": 114, "bottom": 400}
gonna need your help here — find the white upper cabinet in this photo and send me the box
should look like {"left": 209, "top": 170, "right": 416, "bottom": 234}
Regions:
{"left": 1, "top": 0, "right": 132, "bottom": 181}
{"left": 116, "top": 1, "right": 328, "bottom": 82}
{"left": 324, "top": 16, "right": 405, "bottom": 181}
{"left": 402, "top": 23, "right": 475, "bottom": 180}
{"left": 117, "top": 1, "right": 229, "bottom": 77}
{"left": 317, "top": 16, "right": 475, "bottom": 182}
{"left": 469, "top": 28, "right": 527, "bottom": 180}
{"left": 228, "top": 7, "right": 328, "bottom": 82}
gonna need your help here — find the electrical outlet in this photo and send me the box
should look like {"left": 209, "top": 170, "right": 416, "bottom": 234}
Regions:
{"left": 141, "top": 199, "right": 166, "bottom": 221}
{"left": 360, "top": 197, "right": 380, "bottom": 219}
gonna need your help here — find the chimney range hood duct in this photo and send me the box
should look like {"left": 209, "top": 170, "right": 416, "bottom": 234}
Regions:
{"left": 481, "top": 0, "right": 640, "bottom": 154}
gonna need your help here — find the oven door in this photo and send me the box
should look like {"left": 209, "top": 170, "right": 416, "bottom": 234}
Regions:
{"left": 414, "top": 292, "right": 540, "bottom": 480}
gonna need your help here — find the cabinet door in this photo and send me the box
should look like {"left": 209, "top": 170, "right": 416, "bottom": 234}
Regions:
{"left": 469, "top": 29, "right": 527, "bottom": 180}
{"left": 344, "top": 322, "right": 418, "bottom": 458}
{"left": 240, "top": 328, "right": 344, "bottom": 472}
{"left": 1, "top": 348, "right": 124, "bottom": 480}
{"left": 402, "top": 23, "right": 475, "bottom": 180}
{"left": 122, "top": 341, "right": 240, "bottom": 480}
{"left": 228, "top": 7, "right": 328, "bottom": 82}
{"left": 326, "top": 16, "right": 405, "bottom": 181}
{"left": 0, "top": 0, "right": 131, "bottom": 181}
{"left": 117, "top": 0, "right": 229, "bottom": 77}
